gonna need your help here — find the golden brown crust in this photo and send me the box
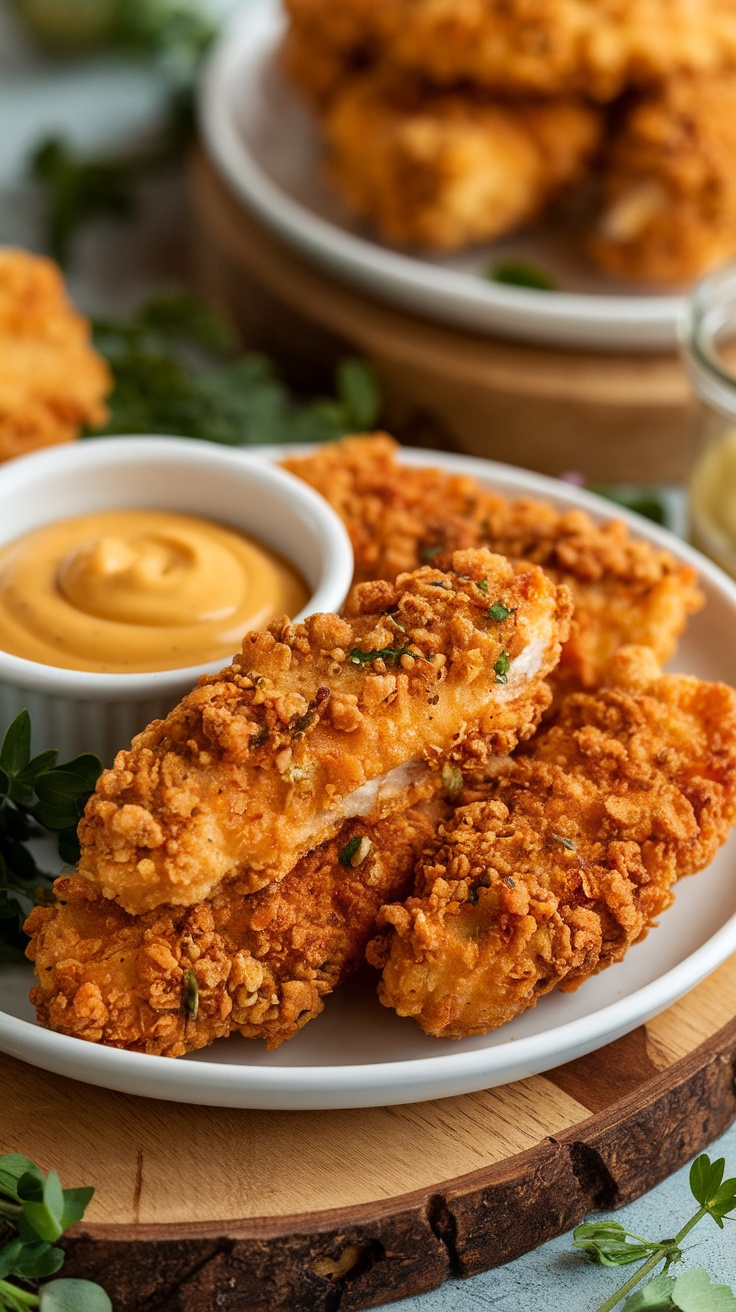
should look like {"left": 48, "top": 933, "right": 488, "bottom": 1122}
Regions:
{"left": 26, "top": 800, "right": 447, "bottom": 1056}
{"left": 78, "top": 546, "right": 570, "bottom": 914}
{"left": 284, "top": 435, "right": 703, "bottom": 692}
{"left": 0, "top": 248, "right": 111, "bottom": 461}
{"left": 321, "top": 73, "right": 602, "bottom": 250}
{"left": 283, "top": 0, "right": 736, "bottom": 102}
{"left": 371, "top": 649, "right": 736, "bottom": 1038}
{"left": 591, "top": 73, "right": 736, "bottom": 285}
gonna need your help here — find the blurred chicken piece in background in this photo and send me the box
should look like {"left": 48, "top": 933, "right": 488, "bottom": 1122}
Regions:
{"left": 0, "top": 248, "right": 111, "bottom": 462}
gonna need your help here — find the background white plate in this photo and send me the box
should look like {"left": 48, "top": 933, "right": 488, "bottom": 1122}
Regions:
{"left": 199, "top": 0, "right": 684, "bottom": 353}
{"left": 2, "top": 448, "right": 735, "bottom": 1109}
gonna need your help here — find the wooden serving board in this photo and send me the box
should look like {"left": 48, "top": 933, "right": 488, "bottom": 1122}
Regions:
{"left": 3, "top": 953, "right": 736, "bottom": 1312}
{"left": 188, "top": 148, "right": 692, "bottom": 487}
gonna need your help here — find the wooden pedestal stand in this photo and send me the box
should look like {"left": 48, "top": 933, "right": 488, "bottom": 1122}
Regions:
{"left": 189, "top": 149, "right": 693, "bottom": 486}
{"left": 3, "top": 954, "right": 736, "bottom": 1311}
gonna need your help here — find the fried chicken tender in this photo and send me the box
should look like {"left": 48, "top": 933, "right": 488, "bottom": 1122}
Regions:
{"left": 283, "top": 0, "right": 736, "bottom": 103}
{"left": 77, "top": 548, "right": 570, "bottom": 915}
{"left": 369, "top": 647, "right": 736, "bottom": 1038}
{"left": 283, "top": 435, "right": 702, "bottom": 691}
{"left": 591, "top": 74, "right": 736, "bottom": 285}
{"left": 322, "top": 74, "right": 602, "bottom": 250}
{"left": 0, "top": 248, "right": 110, "bottom": 461}
{"left": 26, "top": 799, "right": 447, "bottom": 1056}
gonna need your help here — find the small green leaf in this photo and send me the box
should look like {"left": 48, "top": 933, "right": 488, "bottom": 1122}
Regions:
{"left": 572, "top": 1221, "right": 661, "bottom": 1267}
{"left": 487, "top": 603, "right": 512, "bottom": 622}
{"left": 182, "top": 969, "right": 199, "bottom": 1021}
{"left": 489, "top": 260, "right": 557, "bottom": 291}
{"left": 494, "top": 650, "right": 511, "bottom": 684}
{"left": 338, "top": 836, "right": 362, "bottom": 867}
{"left": 0, "top": 1156, "right": 38, "bottom": 1202}
{"left": 348, "top": 645, "right": 420, "bottom": 666}
{"left": 60, "top": 1186, "right": 94, "bottom": 1231}
{"left": 17, "top": 1169, "right": 65, "bottom": 1243}
{"left": 336, "top": 357, "right": 380, "bottom": 431}
{"left": 671, "top": 1266, "right": 736, "bottom": 1311}
{"left": 55, "top": 755, "right": 102, "bottom": 793}
{"left": 5, "top": 1239, "right": 64, "bottom": 1281}
{"left": 0, "top": 712, "right": 31, "bottom": 778}
{"left": 39, "top": 1278, "right": 112, "bottom": 1312}
{"left": 690, "top": 1155, "right": 725, "bottom": 1208}
{"left": 622, "top": 1272, "right": 677, "bottom": 1310}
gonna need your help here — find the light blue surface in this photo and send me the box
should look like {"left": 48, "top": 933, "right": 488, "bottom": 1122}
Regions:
{"left": 0, "top": 6, "right": 734, "bottom": 1305}
{"left": 381, "top": 1121, "right": 736, "bottom": 1310}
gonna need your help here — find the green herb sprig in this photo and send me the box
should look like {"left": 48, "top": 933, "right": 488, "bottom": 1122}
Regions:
{"left": 489, "top": 259, "right": 557, "bottom": 291}
{"left": 494, "top": 650, "right": 511, "bottom": 683}
{"left": 487, "top": 603, "right": 513, "bottom": 622}
{"left": 0, "top": 712, "right": 101, "bottom": 963}
{"left": 0, "top": 1152, "right": 110, "bottom": 1311}
{"left": 88, "top": 294, "right": 380, "bottom": 446}
{"left": 24, "top": 0, "right": 215, "bottom": 264}
{"left": 348, "top": 645, "right": 421, "bottom": 667}
{"left": 573, "top": 1153, "right": 736, "bottom": 1311}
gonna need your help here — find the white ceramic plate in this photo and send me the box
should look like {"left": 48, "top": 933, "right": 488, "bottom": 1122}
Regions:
{"left": 1, "top": 447, "right": 736, "bottom": 1109}
{"left": 198, "top": 0, "right": 684, "bottom": 353}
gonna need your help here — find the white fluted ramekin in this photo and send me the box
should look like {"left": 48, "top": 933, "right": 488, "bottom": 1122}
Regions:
{"left": 0, "top": 436, "right": 353, "bottom": 763}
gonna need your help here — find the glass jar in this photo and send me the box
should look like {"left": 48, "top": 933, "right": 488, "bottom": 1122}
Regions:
{"left": 684, "top": 262, "right": 736, "bottom": 578}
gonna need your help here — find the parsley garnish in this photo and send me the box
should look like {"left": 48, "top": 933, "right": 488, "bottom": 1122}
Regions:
{"left": 489, "top": 260, "right": 557, "bottom": 291}
{"left": 349, "top": 646, "right": 420, "bottom": 666}
{"left": 573, "top": 1152, "right": 736, "bottom": 1312}
{"left": 0, "top": 1151, "right": 110, "bottom": 1310}
{"left": 0, "top": 711, "right": 101, "bottom": 962}
{"left": 494, "top": 650, "right": 511, "bottom": 684}
{"left": 182, "top": 969, "right": 199, "bottom": 1020}
{"left": 488, "top": 603, "right": 513, "bottom": 622}
{"left": 338, "top": 836, "right": 362, "bottom": 866}
{"left": 476, "top": 579, "right": 489, "bottom": 594}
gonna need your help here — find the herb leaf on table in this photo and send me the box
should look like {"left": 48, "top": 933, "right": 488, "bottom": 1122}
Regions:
{"left": 0, "top": 711, "right": 101, "bottom": 962}
{"left": 574, "top": 1153, "right": 736, "bottom": 1312}
{"left": 89, "top": 293, "right": 381, "bottom": 446}
{"left": 0, "top": 1153, "right": 109, "bottom": 1312}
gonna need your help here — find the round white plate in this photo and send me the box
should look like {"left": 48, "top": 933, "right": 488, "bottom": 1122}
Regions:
{"left": 2, "top": 447, "right": 736, "bottom": 1110}
{"left": 199, "top": 0, "right": 684, "bottom": 353}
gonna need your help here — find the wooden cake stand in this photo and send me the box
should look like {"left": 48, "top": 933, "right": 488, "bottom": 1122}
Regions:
{"left": 3, "top": 953, "right": 736, "bottom": 1311}
{"left": 188, "top": 149, "right": 692, "bottom": 487}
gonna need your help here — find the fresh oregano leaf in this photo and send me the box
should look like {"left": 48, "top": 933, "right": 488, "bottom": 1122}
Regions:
{"left": 0, "top": 712, "right": 31, "bottom": 778}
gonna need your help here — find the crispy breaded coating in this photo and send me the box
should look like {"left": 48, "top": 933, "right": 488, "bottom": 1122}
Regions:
{"left": 283, "top": 435, "right": 703, "bottom": 691}
{"left": 77, "top": 548, "right": 570, "bottom": 915}
{"left": 370, "top": 647, "right": 736, "bottom": 1038}
{"left": 0, "top": 248, "right": 110, "bottom": 461}
{"left": 283, "top": 0, "right": 736, "bottom": 103}
{"left": 591, "top": 73, "right": 736, "bottom": 285}
{"left": 322, "top": 74, "right": 602, "bottom": 250}
{"left": 26, "top": 799, "right": 446, "bottom": 1056}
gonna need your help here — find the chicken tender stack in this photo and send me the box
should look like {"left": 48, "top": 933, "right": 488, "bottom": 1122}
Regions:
{"left": 370, "top": 647, "right": 736, "bottom": 1037}
{"left": 26, "top": 549, "right": 571, "bottom": 1055}
{"left": 282, "top": 0, "right": 736, "bottom": 280}
{"left": 0, "top": 248, "right": 110, "bottom": 461}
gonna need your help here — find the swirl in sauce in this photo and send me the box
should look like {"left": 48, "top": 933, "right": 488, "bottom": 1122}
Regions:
{"left": 0, "top": 509, "right": 309, "bottom": 672}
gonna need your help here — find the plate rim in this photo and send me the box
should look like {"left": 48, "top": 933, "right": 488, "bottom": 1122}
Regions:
{"left": 3, "top": 444, "right": 736, "bottom": 1110}
{"left": 197, "top": 0, "right": 685, "bottom": 353}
